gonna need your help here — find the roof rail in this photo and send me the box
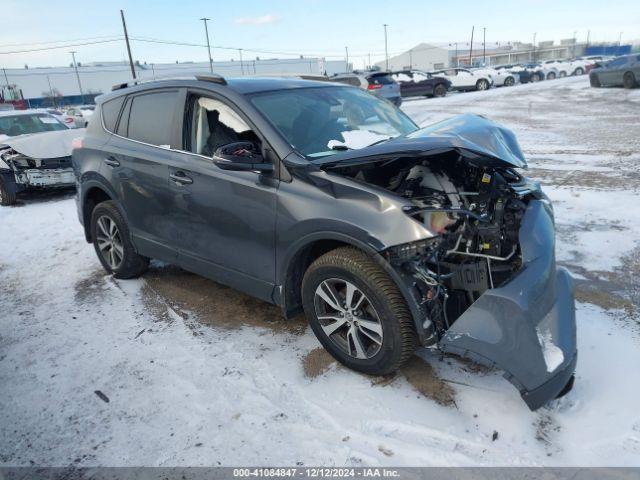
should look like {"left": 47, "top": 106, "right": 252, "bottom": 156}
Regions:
{"left": 111, "top": 81, "right": 138, "bottom": 91}
{"left": 195, "top": 74, "right": 227, "bottom": 85}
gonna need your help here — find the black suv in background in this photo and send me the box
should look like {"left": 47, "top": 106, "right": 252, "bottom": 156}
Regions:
{"left": 73, "top": 75, "right": 576, "bottom": 410}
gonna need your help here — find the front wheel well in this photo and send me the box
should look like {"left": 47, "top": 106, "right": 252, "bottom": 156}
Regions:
{"left": 282, "top": 239, "right": 355, "bottom": 318}
{"left": 83, "top": 186, "right": 112, "bottom": 241}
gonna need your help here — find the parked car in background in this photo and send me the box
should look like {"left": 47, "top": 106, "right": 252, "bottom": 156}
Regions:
{"left": 45, "top": 108, "right": 77, "bottom": 128}
{"left": 494, "top": 64, "right": 535, "bottom": 84}
{"left": 542, "top": 60, "right": 573, "bottom": 77}
{"left": 0, "top": 110, "right": 82, "bottom": 205}
{"left": 471, "top": 67, "right": 518, "bottom": 87}
{"left": 390, "top": 70, "right": 451, "bottom": 98}
{"left": 66, "top": 105, "right": 95, "bottom": 127}
{"left": 589, "top": 54, "right": 640, "bottom": 88}
{"left": 72, "top": 75, "right": 576, "bottom": 411}
{"left": 430, "top": 68, "right": 493, "bottom": 91}
{"left": 330, "top": 72, "right": 402, "bottom": 106}
{"left": 0, "top": 109, "right": 68, "bottom": 141}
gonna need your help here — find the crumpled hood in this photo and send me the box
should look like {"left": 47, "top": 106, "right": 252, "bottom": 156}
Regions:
{"left": 314, "top": 114, "right": 527, "bottom": 169}
{"left": 0, "top": 128, "right": 85, "bottom": 159}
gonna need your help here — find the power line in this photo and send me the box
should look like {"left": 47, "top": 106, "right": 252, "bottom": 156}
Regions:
{"left": 0, "top": 38, "right": 124, "bottom": 55}
{"left": 0, "top": 35, "right": 122, "bottom": 48}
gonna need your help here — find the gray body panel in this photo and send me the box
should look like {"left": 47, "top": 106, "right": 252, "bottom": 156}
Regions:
{"left": 439, "top": 201, "right": 577, "bottom": 409}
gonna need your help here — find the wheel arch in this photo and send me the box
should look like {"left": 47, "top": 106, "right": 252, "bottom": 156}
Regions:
{"left": 80, "top": 177, "right": 119, "bottom": 242}
{"left": 278, "top": 233, "right": 428, "bottom": 344}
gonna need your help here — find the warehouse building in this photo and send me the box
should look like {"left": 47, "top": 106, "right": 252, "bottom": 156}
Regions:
{"left": 1, "top": 57, "right": 346, "bottom": 106}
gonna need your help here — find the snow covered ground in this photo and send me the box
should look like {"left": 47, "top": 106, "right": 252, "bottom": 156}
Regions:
{"left": 2, "top": 76, "right": 640, "bottom": 467}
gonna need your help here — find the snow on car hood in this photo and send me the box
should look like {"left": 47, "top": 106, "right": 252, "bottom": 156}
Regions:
{"left": 0, "top": 128, "right": 85, "bottom": 159}
{"left": 314, "top": 114, "right": 527, "bottom": 169}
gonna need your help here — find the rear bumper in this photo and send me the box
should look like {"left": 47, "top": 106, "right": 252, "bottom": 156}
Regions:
{"left": 439, "top": 200, "right": 577, "bottom": 410}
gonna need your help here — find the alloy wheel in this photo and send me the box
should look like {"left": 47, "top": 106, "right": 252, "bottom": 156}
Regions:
{"left": 95, "top": 215, "right": 124, "bottom": 270}
{"left": 313, "top": 278, "right": 383, "bottom": 360}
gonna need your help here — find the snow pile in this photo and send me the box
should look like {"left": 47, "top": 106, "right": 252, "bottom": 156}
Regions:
{"left": 327, "top": 130, "right": 390, "bottom": 150}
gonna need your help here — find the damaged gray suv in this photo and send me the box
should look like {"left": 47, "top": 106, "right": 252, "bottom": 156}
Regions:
{"left": 73, "top": 75, "right": 577, "bottom": 410}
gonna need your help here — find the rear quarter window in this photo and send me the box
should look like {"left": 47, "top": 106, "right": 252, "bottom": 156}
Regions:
{"left": 101, "top": 96, "right": 126, "bottom": 133}
{"left": 125, "top": 90, "right": 179, "bottom": 146}
{"left": 367, "top": 75, "right": 394, "bottom": 86}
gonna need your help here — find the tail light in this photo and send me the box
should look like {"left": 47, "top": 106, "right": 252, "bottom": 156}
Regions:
{"left": 71, "top": 137, "right": 83, "bottom": 150}
{"left": 65, "top": 117, "right": 74, "bottom": 123}
{"left": 368, "top": 83, "right": 382, "bottom": 90}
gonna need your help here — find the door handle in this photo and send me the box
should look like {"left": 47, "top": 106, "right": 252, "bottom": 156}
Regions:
{"left": 104, "top": 157, "right": 120, "bottom": 168}
{"left": 170, "top": 171, "right": 193, "bottom": 185}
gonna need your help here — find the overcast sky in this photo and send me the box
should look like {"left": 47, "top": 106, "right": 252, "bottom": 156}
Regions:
{"left": 1, "top": 0, "right": 638, "bottom": 68}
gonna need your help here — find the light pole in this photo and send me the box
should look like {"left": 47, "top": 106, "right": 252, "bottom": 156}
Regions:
{"left": 586, "top": 30, "right": 591, "bottom": 48}
{"left": 449, "top": 42, "right": 458, "bottom": 67}
{"left": 69, "top": 51, "right": 84, "bottom": 104}
{"left": 469, "top": 26, "right": 475, "bottom": 66}
{"left": 345, "top": 46, "right": 349, "bottom": 73}
{"left": 531, "top": 32, "right": 537, "bottom": 62}
{"left": 572, "top": 30, "right": 577, "bottom": 58}
{"left": 238, "top": 48, "right": 244, "bottom": 75}
{"left": 383, "top": 24, "right": 389, "bottom": 71}
{"left": 200, "top": 17, "right": 214, "bottom": 73}
{"left": 483, "top": 27, "right": 486, "bottom": 65}
{"left": 409, "top": 48, "right": 413, "bottom": 69}
{"left": 368, "top": 53, "right": 371, "bottom": 70}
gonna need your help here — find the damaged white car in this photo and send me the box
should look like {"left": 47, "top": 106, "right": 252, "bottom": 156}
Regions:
{"left": 0, "top": 110, "right": 83, "bottom": 205}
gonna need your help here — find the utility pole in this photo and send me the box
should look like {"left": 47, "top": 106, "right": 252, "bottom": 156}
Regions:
{"left": 409, "top": 49, "right": 413, "bottom": 69}
{"left": 238, "top": 49, "right": 244, "bottom": 75}
{"left": 532, "top": 32, "right": 537, "bottom": 62}
{"left": 46, "top": 75, "right": 55, "bottom": 107}
{"left": 69, "top": 51, "right": 84, "bottom": 104}
{"left": 120, "top": 9, "right": 136, "bottom": 80}
{"left": 200, "top": 17, "right": 214, "bottom": 73}
{"left": 482, "top": 27, "right": 486, "bottom": 65}
{"left": 383, "top": 24, "right": 389, "bottom": 71}
{"left": 368, "top": 53, "right": 371, "bottom": 70}
{"left": 345, "top": 46, "right": 349, "bottom": 73}
{"left": 469, "top": 26, "right": 475, "bottom": 66}
{"left": 572, "top": 31, "right": 577, "bottom": 58}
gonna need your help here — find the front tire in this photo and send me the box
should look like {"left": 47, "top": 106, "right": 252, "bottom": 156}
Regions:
{"left": 531, "top": 73, "right": 541, "bottom": 82}
{"left": 90, "top": 200, "right": 149, "bottom": 279}
{"left": 574, "top": 67, "right": 584, "bottom": 75}
{"left": 623, "top": 72, "right": 638, "bottom": 89}
{"left": 476, "top": 79, "right": 490, "bottom": 91}
{"left": 433, "top": 84, "right": 447, "bottom": 97}
{"left": 547, "top": 72, "right": 556, "bottom": 80}
{"left": 559, "top": 71, "right": 567, "bottom": 78}
{"left": 504, "top": 76, "right": 515, "bottom": 87}
{"left": 0, "top": 175, "right": 17, "bottom": 206}
{"left": 302, "top": 247, "right": 417, "bottom": 376}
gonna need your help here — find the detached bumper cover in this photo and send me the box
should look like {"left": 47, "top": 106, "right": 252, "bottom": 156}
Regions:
{"left": 439, "top": 200, "right": 577, "bottom": 410}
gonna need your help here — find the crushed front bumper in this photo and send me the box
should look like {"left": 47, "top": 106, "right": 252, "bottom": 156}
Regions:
{"left": 438, "top": 200, "right": 577, "bottom": 410}
{"left": 16, "top": 168, "right": 75, "bottom": 187}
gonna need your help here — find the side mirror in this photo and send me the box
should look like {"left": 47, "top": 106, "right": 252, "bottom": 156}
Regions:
{"left": 213, "top": 142, "right": 273, "bottom": 173}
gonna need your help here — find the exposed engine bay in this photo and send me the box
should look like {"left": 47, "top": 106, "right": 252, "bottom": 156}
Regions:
{"left": 329, "top": 151, "right": 545, "bottom": 340}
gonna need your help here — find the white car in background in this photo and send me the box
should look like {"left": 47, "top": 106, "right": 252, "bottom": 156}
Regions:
{"left": 65, "top": 105, "right": 95, "bottom": 128}
{"left": 542, "top": 60, "right": 574, "bottom": 77}
{"left": 430, "top": 68, "right": 493, "bottom": 91}
{"left": 44, "top": 108, "right": 76, "bottom": 128}
{"left": 471, "top": 67, "right": 519, "bottom": 87}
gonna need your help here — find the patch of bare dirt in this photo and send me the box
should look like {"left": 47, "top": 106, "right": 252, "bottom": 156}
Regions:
{"left": 302, "top": 347, "right": 335, "bottom": 378}
{"left": 400, "top": 356, "right": 456, "bottom": 407}
{"left": 141, "top": 264, "right": 307, "bottom": 335}
{"left": 74, "top": 269, "right": 109, "bottom": 304}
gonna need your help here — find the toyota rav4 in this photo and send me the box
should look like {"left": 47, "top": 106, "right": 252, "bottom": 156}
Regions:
{"left": 72, "top": 75, "right": 577, "bottom": 410}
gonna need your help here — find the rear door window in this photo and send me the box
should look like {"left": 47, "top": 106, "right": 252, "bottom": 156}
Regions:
{"left": 125, "top": 90, "right": 179, "bottom": 146}
{"left": 367, "top": 75, "right": 394, "bottom": 86}
{"left": 101, "top": 96, "right": 126, "bottom": 133}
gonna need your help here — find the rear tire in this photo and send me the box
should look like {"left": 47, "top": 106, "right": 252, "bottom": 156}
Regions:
{"left": 0, "top": 175, "right": 17, "bottom": 206}
{"left": 90, "top": 200, "right": 149, "bottom": 279}
{"left": 302, "top": 247, "right": 417, "bottom": 376}
{"left": 547, "top": 72, "right": 556, "bottom": 80}
{"left": 531, "top": 73, "right": 541, "bottom": 82}
{"left": 433, "top": 84, "right": 447, "bottom": 97}
{"left": 623, "top": 72, "right": 638, "bottom": 89}
{"left": 504, "top": 76, "right": 515, "bottom": 87}
{"left": 574, "top": 67, "right": 584, "bottom": 75}
{"left": 559, "top": 71, "right": 567, "bottom": 78}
